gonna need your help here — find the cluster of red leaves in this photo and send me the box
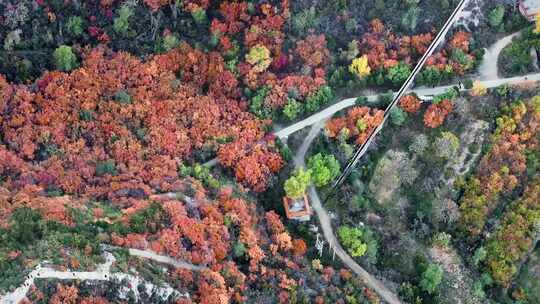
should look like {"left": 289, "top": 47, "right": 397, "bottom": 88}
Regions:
{"left": 356, "top": 21, "right": 474, "bottom": 76}
{"left": 401, "top": 95, "right": 454, "bottom": 128}
{"left": 449, "top": 31, "right": 472, "bottom": 52}
{"left": 157, "top": 43, "right": 243, "bottom": 102}
{"left": 291, "top": 238, "right": 307, "bottom": 256}
{"left": 25, "top": 283, "right": 109, "bottom": 304}
{"left": 210, "top": 1, "right": 289, "bottom": 56}
{"left": 218, "top": 140, "right": 283, "bottom": 192}
{"left": 423, "top": 100, "right": 454, "bottom": 128}
{"left": 106, "top": 179, "right": 242, "bottom": 267}
{"left": 143, "top": 0, "right": 170, "bottom": 11}
{"left": 234, "top": 145, "right": 284, "bottom": 192}
{"left": 426, "top": 31, "right": 475, "bottom": 75}
{"left": 356, "top": 19, "right": 434, "bottom": 71}
{"left": 0, "top": 44, "right": 283, "bottom": 224}
{"left": 326, "top": 106, "right": 385, "bottom": 145}
{"left": 114, "top": 187, "right": 316, "bottom": 303}
{"left": 1, "top": 185, "right": 78, "bottom": 227}
{"left": 399, "top": 94, "right": 422, "bottom": 114}
{"left": 209, "top": 1, "right": 326, "bottom": 111}
{"left": 263, "top": 72, "right": 327, "bottom": 108}
{"left": 184, "top": 0, "right": 211, "bottom": 12}
{"left": 244, "top": 3, "right": 288, "bottom": 56}
{"left": 211, "top": 2, "right": 251, "bottom": 36}
{"left": 459, "top": 100, "right": 538, "bottom": 239}
{"left": 143, "top": 0, "right": 210, "bottom": 12}
{"left": 295, "top": 35, "right": 331, "bottom": 69}
{"left": 265, "top": 211, "right": 293, "bottom": 255}
{"left": 48, "top": 283, "right": 109, "bottom": 304}
{"left": 49, "top": 284, "right": 79, "bottom": 304}
{"left": 171, "top": 259, "right": 373, "bottom": 304}
{"left": 196, "top": 269, "right": 232, "bottom": 304}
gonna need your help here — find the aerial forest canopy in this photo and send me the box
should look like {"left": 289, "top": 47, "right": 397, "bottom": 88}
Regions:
{"left": 1, "top": 0, "right": 539, "bottom": 304}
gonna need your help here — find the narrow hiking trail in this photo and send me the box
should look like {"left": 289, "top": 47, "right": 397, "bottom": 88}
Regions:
{"left": 3, "top": 34, "right": 538, "bottom": 304}
{"left": 0, "top": 248, "right": 205, "bottom": 304}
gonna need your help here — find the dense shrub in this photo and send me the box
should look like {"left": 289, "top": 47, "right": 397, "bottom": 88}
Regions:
{"left": 458, "top": 99, "right": 538, "bottom": 240}
{"left": 484, "top": 177, "right": 540, "bottom": 287}
{"left": 53, "top": 45, "right": 78, "bottom": 71}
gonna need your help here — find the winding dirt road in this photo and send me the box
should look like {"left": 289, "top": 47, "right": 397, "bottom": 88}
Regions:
{"left": 286, "top": 59, "right": 540, "bottom": 304}
{"left": 3, "top": 32, "right": 539, "bottom": 304}
{"left": 204, "top": 71, "right": 540, "bottom": 169}
{"left": 293, "top": 122, "right": 402, "bottom": 304}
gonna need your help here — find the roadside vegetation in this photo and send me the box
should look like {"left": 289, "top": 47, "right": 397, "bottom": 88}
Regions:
{"left": 300, "top": 81, "right": 539, "bottom": 303}
{"left": 1, "top": 0, "right": 539, "bottom": 303}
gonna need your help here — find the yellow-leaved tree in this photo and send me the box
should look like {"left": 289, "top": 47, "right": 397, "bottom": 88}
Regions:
{"left": 470, "top": 80, "right": 487, "bottom": 97}
{"left": 349, "top": 55, "right": 371, "bottom": 79}
{"left": 246, "top": 45, "right": 272, "bottom": 72}
{"left": 535, "top": 13, "right": 540, "bottom": 34}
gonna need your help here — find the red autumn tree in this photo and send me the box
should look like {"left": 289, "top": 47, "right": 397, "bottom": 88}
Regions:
{"left": 184, "top": 0, "right": 211, "bottom": 13}
{"left": 426, "top": 31, "right": 475, "bottom": 75}
{"left": 197, "top": 270, "right": 230, "bottom": 304}
{"left": 399, "top": 94, "right": 422, "bottom": 113}
{"left": 266, "top": 211, "right": 285, "bottom": 234}
{"left": 211, "top": 2, "right": 250, "bottom": 35}
{"left": 79, "top": 297, "right": 110, "bottom": 304}
{"left": 295, "top": 34, "right": 331, "bottom": 69}
{"left": 356, "top": 19, "right": 433, "bottom": 71}
{"left": 449, "top": 31, "right": 472, "bottom": 52}
{"left": 220, "top": 142, "right": 283, "bottom": 192}
{"left": 143, "top": 0, "right": 171, "bottom": 11}
{"left": 49, "top": 284, "right": 79, "bottom": 304}
{"left": 410, "top": 33, "right": 434, "bottom": 55}
{"left": 326, "top": 106, "right": 384, "bottom": 145}
{"left": 244, "top": 3, "right": 288, "bottom": 56}
{"left": 292, "top": 239, "right": 307, "bottom": 256}
{"left": 423, "top": 100, "right": 453, "bottom": 128}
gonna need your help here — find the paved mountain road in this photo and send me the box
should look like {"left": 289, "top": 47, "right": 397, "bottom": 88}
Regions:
{"left": 294, "top": 121, "right": 402, "bottom": 304}
{"left": 274, "top": 73, "right": 540, "bottom": 141}
{"left": 3, "top": 32, "right": 539, "bottom": 304}
{"left": 283, "top": 64, "right": 540, "bottom": 304}
{"left": 477, "top": 32, "right": 520, "bottom": 80}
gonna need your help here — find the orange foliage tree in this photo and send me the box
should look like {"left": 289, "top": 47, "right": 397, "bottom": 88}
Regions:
{"left": 423, "top": 100, "right": 454, "bottom": 128}
{"left": 326, "top": 106, "right": 384, "bottom": 145}
{"left": 49, "top": 284, "right": 79, "bottom": 304}
{"left": 292, "top": 239, "right": 307, "bottom": 256}
{"left": 459, "top": 100, "right": 538, "bottom": 240}
{"left": 399, "top": 94, "right": 422, "bottom": 114}
{"left": 295, "top": 35, "right": 331, "bottom": 69}
{"left": 0, "top": 42, "right": 283, "bottom": 202}
{"left": 425, "top": 31, "right": 475, "bottom": 75}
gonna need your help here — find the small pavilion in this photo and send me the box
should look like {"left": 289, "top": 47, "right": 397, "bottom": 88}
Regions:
{"left": 283, "top": 194, "right": 311, "bottom": 221}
